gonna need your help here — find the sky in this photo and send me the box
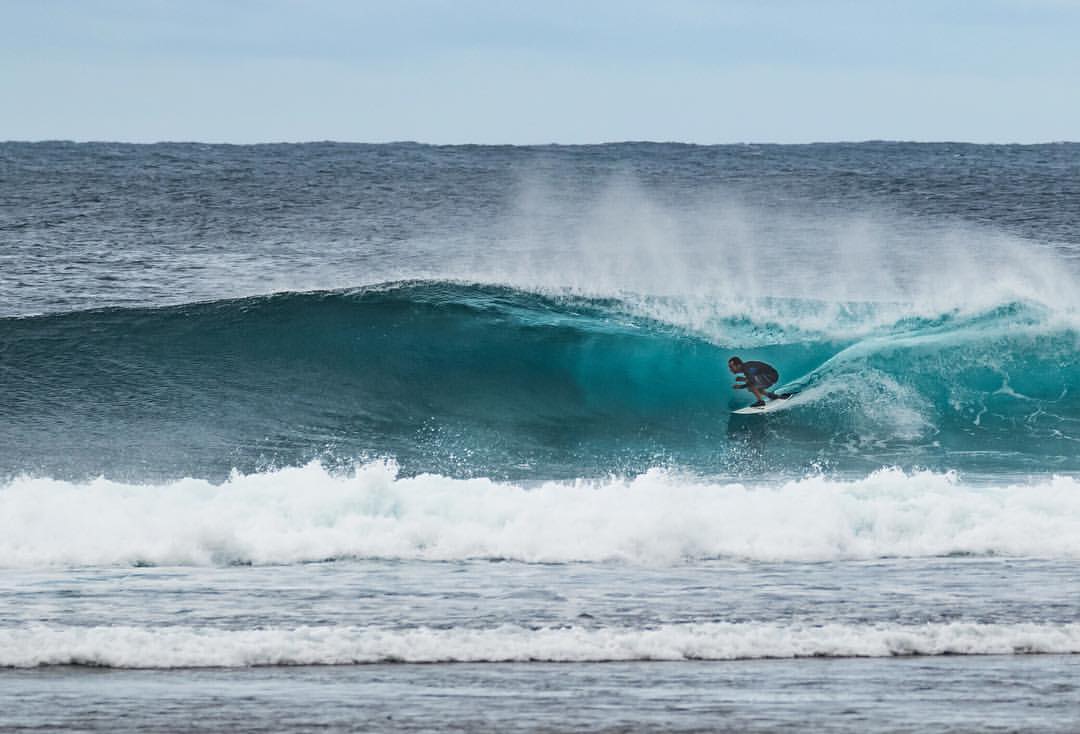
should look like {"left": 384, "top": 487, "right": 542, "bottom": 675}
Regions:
{"left": 2, "top": 0, "right": 1078, "bottom": 144}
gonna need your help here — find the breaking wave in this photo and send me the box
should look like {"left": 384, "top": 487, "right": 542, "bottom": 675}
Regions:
{"left": 3, "top": 461, "right": 1080, "bottom": 567}
{"left": 2, "top": 281, "right": 1078, "bottom": 479}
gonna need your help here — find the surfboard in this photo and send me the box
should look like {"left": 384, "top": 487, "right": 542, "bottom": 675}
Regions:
{"left": 732, "top": 393, "right": 799, "bottom": 415}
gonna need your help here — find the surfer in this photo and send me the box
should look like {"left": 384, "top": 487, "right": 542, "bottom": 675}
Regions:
{"left": 728, "top": 357, "right": 788, "bottom": 408}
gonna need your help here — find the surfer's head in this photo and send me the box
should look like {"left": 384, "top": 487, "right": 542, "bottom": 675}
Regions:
{"left": 728, "top": 356, "right": 743, "bottom": 373}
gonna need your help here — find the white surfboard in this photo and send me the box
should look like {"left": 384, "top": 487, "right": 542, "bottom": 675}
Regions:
{"left": 732, "top": 393, "right": 800, "bottom": 415}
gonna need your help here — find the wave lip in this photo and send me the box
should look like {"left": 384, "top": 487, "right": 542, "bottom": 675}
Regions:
{"left": 4, "top": 622, "right": 1079, "bottom": 668}
{"left": 4, "top": 462, "right": 1080, "bottom": 567}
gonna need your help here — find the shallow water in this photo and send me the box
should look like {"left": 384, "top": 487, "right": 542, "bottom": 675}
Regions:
{"left": 4, "top": 656, "right": 1079, "bottom": 733}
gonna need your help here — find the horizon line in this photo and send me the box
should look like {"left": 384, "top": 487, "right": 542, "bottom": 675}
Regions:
{"left": 3, "top": 138, "right": 1078, "bottom": 147}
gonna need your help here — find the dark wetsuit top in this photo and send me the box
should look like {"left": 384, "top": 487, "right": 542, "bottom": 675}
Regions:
{"left": 741, "top": 361, "right": 779, "bottom": 390}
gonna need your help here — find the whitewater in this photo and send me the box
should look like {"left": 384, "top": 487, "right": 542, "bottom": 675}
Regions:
{"left": 5, "top": 463, "right": 1080, "bottom": 566}
{"left": 2, "top": 141, "right": 1079, "bottom": 732}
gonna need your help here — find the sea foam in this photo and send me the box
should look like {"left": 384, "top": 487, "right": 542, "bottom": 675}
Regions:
{"left": 3, "top": 462, "right": 1080, "bottom": 567}
{"left": 4, "top": 621, "right": 1079, "bottom": 668}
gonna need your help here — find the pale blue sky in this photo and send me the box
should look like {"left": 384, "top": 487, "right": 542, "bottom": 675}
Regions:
{"left": 2, "top": 0, "right": 1078, "bottom": 143}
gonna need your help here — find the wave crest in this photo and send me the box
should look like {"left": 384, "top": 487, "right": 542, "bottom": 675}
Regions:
{"left": 3, "top": 281, "right": 1079, "bottom": 479}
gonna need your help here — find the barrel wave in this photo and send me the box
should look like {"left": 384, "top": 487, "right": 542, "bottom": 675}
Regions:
{"left": 2, "top": 280, "right": 1077, "bottom": 481}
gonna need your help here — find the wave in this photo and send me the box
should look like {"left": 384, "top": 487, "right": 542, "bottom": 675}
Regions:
{"left": 4, "top": 621, "right": 1079, "bottom": 668}
{"left": 3, "top": 461, "right": 1080, "bottom": 567}
{"left": 2, "top": 280, "right": 1078, "bottom": 479}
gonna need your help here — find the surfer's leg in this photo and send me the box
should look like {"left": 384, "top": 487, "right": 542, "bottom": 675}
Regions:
{"left": 749, "top": 385, "right": 768, "bottom": 407}
{"left": 748, "top": 374, "right": 778, "bottom": 402}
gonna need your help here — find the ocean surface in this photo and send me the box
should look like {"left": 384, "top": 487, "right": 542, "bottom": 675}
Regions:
{"left": 1, "top": 141, "right": 1079, "bottom": 732}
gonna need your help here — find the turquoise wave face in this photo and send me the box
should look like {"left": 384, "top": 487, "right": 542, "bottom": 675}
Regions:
{"left": 2, "top": 281, "right": 1077, "bottom": 481}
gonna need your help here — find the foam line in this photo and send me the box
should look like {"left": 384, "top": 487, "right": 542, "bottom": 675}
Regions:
{"left": 3, "top": 462, "right": 1080, "bottom": 567}
{"left": 4, "top": 621, "right": 1079, "bottom": 668}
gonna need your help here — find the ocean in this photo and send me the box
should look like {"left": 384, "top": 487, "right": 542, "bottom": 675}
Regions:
{"left": 1, "top": 141, "right": 1078, "bottom": 732}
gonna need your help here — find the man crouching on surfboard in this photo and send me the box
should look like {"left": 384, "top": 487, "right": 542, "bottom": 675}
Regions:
{"left": 728, "top": 356, "right": 789, "bottom": 408}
